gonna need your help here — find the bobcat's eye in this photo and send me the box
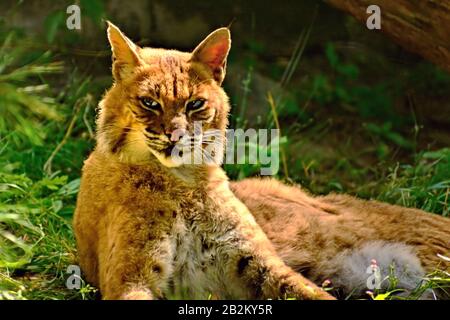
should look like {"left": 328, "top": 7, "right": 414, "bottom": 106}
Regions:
{"left": 186, "top": 99, "right": 206, "bottom": 111}
{"left": 139, "top": 97, "right": 162, "bottom": 112}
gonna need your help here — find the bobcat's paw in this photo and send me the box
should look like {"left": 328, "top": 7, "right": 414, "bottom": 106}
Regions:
{"left": 121, "top": 287, "right": 154, "bottom": 300}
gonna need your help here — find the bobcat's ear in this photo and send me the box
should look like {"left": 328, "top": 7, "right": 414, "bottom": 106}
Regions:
{"left": 191, "top": 28, "right": 231, "bottom": 84}
{"left": 106, "top": 21, "right": 142, "bottom": 81}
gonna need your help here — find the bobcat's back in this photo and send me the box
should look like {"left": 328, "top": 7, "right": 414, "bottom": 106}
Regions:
{"left": 231, "top": 178, "right": 450, "bottom": 298}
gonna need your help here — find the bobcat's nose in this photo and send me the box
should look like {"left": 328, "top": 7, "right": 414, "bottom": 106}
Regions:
{"left": 166, "top": 128, "right": 186, "bottom": 142}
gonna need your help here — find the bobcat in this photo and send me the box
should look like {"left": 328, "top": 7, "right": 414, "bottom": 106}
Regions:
{"left": 74, "top": 22, "right": 449, "bottom": 300}
{"left": 73, "top": 22, "right": 333, "bottom": 300}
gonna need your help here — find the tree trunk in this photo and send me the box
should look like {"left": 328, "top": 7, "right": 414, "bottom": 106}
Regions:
{"left": 325, "top": 0, "right": 450, "bottom": 73}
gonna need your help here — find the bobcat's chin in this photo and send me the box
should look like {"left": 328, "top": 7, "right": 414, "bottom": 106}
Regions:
{"left": 149, "top": 148, "right": 183, "bottom": 168}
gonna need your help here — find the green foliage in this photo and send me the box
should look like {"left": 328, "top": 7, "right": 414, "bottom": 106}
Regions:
{"left": 0, "top": 20, "right": 96, "bottom": 299}
{"left": 308, "top": 43, "right": 415, "bottom": 154}
{"left": 44, "top": 0, "right": 106, "bottom": 45}
{"left": 80, "top": 0, "right": 106, "bottom": 27}
{"left": 44, "top": 11, "right": 66, "bottom": 44}
{"left": 0, "top": 33, "right": 63, "bottom": 146}
{"left": 225, "top": 135, "right": 287, "bottom": 179}
{"left": 378, "top": 148, "right": 450, "bottom": 216}
{"left": 0, "top": 170, "right": 97, "bottom": 299}
{"left": 313, "top": 43, "right": 395, "bottom": 120}
{"left": 365, "top": 123, "right": 414, "bottom": 150}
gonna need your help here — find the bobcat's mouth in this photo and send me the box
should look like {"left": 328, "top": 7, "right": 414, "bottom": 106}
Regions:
{"left": 146, "top": 132, "right": 222, "bottom": 167}
{"left": 146, "top": 140, "right": 188, "bottom": 168}
{"left": 148, "top": 146, "right": 180, "bottom": 168}
{"left": 163, "top": 145, "right": 175, "bottom": 157}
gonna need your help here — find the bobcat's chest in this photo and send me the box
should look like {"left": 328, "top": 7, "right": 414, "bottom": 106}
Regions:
{"left": 163, "top": 196, "right": 237, "bottom": 299}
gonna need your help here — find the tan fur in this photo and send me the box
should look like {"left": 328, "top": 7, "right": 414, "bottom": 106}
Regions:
{"left": 231, "top": 178, "right": 450, "bottom": 297}
{"left": 73, "top": 23, "right": 333, "bottom": 300}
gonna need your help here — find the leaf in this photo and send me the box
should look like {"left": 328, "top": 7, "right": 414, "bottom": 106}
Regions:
{"left": 373, "top": 289, "right": 404, "bottom": 300}
{"left": 52, "top": 200, "right": 63, "bottom": 213}
{"left": 423, "top": 148, "right": 450, "bottom": 160}
{"left": 57, "top": 178, "right": 80, "bottom": 196}
{"left": 337, "top": 64, "right": 359, "bottom": 79}
{"left": 80, "top": 0, "right": 105, "bottom": 26}
{"left": 44, "top": 11, "right": 65, "bottom": 44}
{"left": 325, "top": 43, "right": 339, "bottom": 68}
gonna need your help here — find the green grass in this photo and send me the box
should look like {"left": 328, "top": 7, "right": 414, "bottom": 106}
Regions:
{"left": 0, "top": 29, "right": 96, "bottom": 299}
{"left": 377, "top": 149, "right": 450, "bottom": 217}
{"left": 0, "top": 16, "right": 449, "bottom": 300}
{"left": 0, "top": 172, "right": 97, "bottom": 300}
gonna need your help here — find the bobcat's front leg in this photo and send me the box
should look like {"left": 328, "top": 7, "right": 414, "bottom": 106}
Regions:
{"left": 232, "top": 248, "right": 334, "bottom": 300}
{"left": 99, "top": 236, "right": 173, "bottom": 300}
{"left": 220, "top": 200, "right": 335, "bottom": 300}
{"left": 97, "top": 207, "right": 174, "bottom": 300}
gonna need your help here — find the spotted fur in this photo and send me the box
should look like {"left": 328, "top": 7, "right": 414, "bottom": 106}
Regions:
{"left": 74, "top": 22, "right": 333, "bottom": 300}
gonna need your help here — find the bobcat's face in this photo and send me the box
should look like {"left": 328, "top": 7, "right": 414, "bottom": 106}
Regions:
{"left": 97, "top": 22, "right": 231, "bottom": 167}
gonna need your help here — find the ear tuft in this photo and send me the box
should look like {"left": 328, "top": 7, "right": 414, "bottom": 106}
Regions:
{"left": 191, "top": 28, "right": 231, "bottom": 84}
{"left": 106, "top": 21, "right": 142, "bottom": 80}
